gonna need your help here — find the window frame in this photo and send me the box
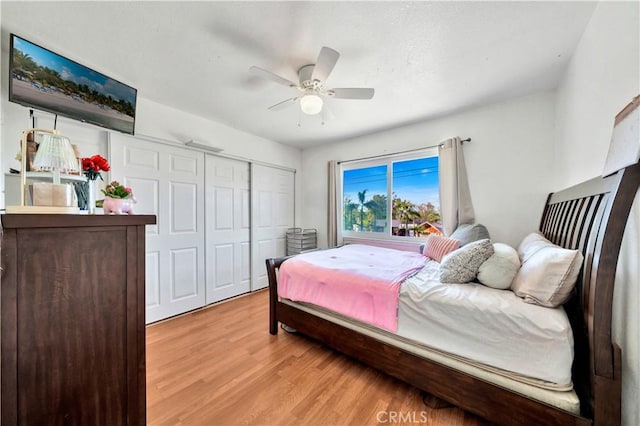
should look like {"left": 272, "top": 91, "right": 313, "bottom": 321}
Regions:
{"left": 338, "top": 148, "right": 439, "bottom": 242}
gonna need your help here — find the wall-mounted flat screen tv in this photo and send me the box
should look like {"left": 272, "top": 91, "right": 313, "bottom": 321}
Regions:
{"left": 9, "top": 34, "right": 137, "bottom": 135}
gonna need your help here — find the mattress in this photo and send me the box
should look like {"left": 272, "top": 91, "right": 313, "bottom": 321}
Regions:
{"left": 278, "top": 244, "right": 427, "bottom": 331}
{"left": 397, "top": 260, "right": 574, "bottom": 387}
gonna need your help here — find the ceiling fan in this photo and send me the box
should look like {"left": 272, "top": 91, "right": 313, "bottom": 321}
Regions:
{"left": 249, "top": 46, "right": 375, "bottom": 115}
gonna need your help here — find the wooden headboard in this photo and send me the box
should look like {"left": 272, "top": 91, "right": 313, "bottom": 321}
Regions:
{"left": 539, "top": 161, "right": 640, "bottom": 424}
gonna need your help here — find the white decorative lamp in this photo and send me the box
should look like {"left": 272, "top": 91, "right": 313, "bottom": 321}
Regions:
{"left": 299, "top": 92, "right": 323, "bottom": 115}
{"left": 33, "top": 133, "right": 79, "bottom": 175}
{"left": 6, "top": 128, "right": 81, "bottom": 214}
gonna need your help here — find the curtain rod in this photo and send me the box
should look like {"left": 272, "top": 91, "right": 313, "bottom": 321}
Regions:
{"left": 337, "top": 137, "right": 471, "bottom": 165}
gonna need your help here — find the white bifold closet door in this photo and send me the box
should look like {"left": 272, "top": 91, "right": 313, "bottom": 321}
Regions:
{"left": 251, "top": 164, "right": 295, "bottom": 291}
{"left": 205, "top": 155, "right": 251, "bottom": 303}
{"left": 109, "top": 134, "right": 206, "bottom": 323}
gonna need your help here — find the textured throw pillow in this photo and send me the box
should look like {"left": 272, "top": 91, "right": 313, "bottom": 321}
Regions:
{"left": 511, "top": 233, "right": 583, "bottom": 307}
{"left": 450, "top": 223, "right": 491, "bottom": 246}
{"left": 439, "top": 239, "right": 494, "bottom": 284}
{"left": 422, "top": 234, "right": 460, "bottom": 263}
{"left": 477, "top": 243, "right": 521, "bottom": 289}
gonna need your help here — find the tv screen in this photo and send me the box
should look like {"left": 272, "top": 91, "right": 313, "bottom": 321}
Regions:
{"left": 9, "top": 34, "right": 137, "bottom": 135}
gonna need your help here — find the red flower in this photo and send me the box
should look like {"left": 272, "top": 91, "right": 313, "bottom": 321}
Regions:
{"left": 82, "top": 158, "right": 95, "bottom": 171}
{"left": 81, "top": 154, "right": 110, "bottom": 180}
{"left": 91, "top": 155, "right": 110, "bottom": 172}
{"left": 82, "top": 155, "right": 109, "bottom": 172}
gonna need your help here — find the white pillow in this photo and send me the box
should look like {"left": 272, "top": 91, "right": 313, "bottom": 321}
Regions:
{"left": 511, "top": 233, "right": 583, "bottom": 308}
{"left": 516, "top": 232, "right": 549, "bottom": 262}
{"left": 477, "top": 243, "right": 520, "bottom": 289}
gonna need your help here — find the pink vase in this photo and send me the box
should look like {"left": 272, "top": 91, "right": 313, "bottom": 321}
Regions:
{"left": 103, "top": 197, "right": 135, "bottom": 215}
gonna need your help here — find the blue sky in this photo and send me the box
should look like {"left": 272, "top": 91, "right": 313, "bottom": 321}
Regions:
{"left": 13, "top": 35, "right": 136, "bottom": 104}
{"left": 343, "top": 156, "right": 439, "bottom": 207}
{"left": 344, "top": 165, "right": 387, "bottom": 203}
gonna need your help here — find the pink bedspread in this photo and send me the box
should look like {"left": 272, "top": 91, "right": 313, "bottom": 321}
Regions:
{"left": 278, "top": 244, "right": 427, "bottom": 331}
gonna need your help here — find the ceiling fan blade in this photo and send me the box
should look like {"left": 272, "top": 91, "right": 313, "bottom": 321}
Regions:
{"left": 311, "top": 47, "right": 340, "bottom": 82}
{"left": 249, "top": 66, "right": 298, "bottom": 88}
{"left": 329, "top": 88, "right": 375, "bottom": 99}
{"left": 268, "top": 97, "right": 299, "bottom": 111}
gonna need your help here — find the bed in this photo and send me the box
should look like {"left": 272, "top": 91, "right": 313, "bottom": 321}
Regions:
{"left": 266, "top": 159, "right": 640, "bottom": 426}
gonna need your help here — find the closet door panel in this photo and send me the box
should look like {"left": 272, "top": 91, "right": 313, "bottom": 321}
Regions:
{"left": 170, "top": 155, "right": 198, "bottom": 174}
{"left": 170, "top": 248, "right": 199, "bottom": 300}
{"left": 170, "top": 182, "right": 198, "bottom": 233}
{"left": 125, "top": 146, "right": 160, "bottom": 170}
{"left": 110, "top": 134, "right": 205, "bottom": 323}
{"left": 240, "top": 242, "right": 251, "bottom": 284}
{"left": 125, "top": 178, "right": 159, "bottom": 234}
{"left": 215, "top": 187, "right": 234, "bottom": 230}
{"left": 241, "top": 189, "right": 251, "bottom": 228}
{"left": 251, "top": 164, "right": 295, "bottom": 290}
{"left": 213, "top": 244, "right": 234, "bottom": 291}
{"left": 206, "top": 155, "right": 251, "bottom": 303}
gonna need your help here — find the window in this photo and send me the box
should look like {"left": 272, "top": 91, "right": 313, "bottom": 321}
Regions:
{"left": 340, "top": 149, "right": 442, "bottom": 239}
{"left": 343, "top": 164, "right": 388, "bottom": 233}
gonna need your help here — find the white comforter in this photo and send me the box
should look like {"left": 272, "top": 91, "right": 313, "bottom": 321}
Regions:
{"left": 397, "top": 260, "right": 574, "bottom": 386}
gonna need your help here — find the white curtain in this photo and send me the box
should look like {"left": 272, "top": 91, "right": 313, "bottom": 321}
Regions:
{"left": 438, "top": 137, "right": 475, "bottom": 236}
{"left": 327, "top": 160, "right": 338, "bottom": 247}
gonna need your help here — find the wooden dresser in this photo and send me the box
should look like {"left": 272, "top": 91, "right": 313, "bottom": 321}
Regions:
{"left": 1, "top": 214, "right": 156, "bottom": 425}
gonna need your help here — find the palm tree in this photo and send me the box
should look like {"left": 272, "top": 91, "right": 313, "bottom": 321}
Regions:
{"left": 365, "top": 194, "right": 387, "bottom": 220}
{"left": 365, "top": 194, "right": 387, "bottom": 232}
{"left": 418, "top": 202, "right": 441, "bottom": 224}
{"left": 393, "top": 198, "right": 420, "bottom": 235}
{"left": 12, "top": 50, "right": 38, "bottom": 73}
{"left": 343, "top": 197, "right": 358, "bottom": 231}
{"left": 357, "top": 189, "right": 368, "bottom": 231}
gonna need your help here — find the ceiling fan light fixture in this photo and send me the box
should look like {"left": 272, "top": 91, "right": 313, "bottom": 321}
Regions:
{"left": 251, "top": 46, "right": 374, "bottom": 117}
{"left": 300, "top": 93, "right": 323, "bottom": 115}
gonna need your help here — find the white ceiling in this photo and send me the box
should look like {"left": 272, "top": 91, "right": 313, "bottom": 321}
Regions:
{"left": 2, "top": 1, "right": 597, "bottom": 148}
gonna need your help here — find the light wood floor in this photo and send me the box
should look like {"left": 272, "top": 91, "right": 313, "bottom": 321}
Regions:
{"left": 146, "top": 290, "right": 490, "bottom": 426}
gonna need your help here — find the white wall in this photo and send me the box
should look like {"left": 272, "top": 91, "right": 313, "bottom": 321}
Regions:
{"left": 135, "top": 97, "right": 301, "bottom": 172}
{"left": 133, "top": 97, "right": 303, "bottom": 227}
{"left": 302, "top": 91, "right": 557, "bottom": 249}
{"left": 554, "top": 2, "right": 639, "bottom": 188}
{"left": 1, "top": 94, "right": 303, "bottom": 225}
{"left": 554, "top": 2, "right": 640, "bottom": 425}
{"left": 0, "top": 100, "right": 111, "bottom": 207}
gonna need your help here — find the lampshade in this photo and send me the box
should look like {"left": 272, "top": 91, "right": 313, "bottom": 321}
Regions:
{"left": 33, "top": 133, "right": 80, "bottom": 173}
{"left": 300, "top": 93, "right": 323, "bottom": 115}
{"left": 5, "top": 128, "right": 81, "bottom": 214}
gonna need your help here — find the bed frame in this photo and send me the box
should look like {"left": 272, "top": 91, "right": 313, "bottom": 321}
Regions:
{"left": 267, "top": 160, "right": 640, "bottom": 426}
